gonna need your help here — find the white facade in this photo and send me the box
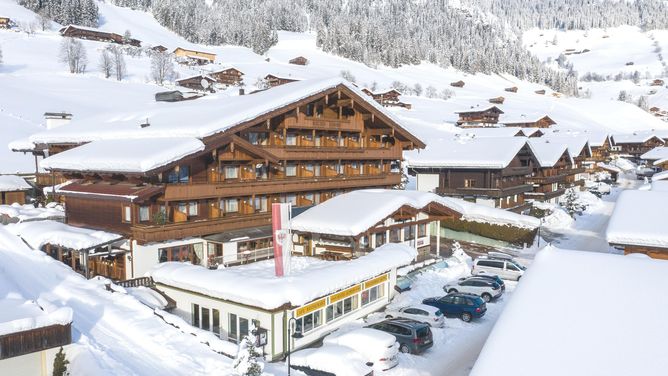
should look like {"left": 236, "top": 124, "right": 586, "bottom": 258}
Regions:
{"left": 416, "top": 173, "right": 440, "bottom": 193}
{"left": 125, "top": 238, "right": 208, "bottom": 279}
{"left": 156, "top": 269, "right": 398, "bottom": 361}
{"left": 0, "top": 344, "right": 69, "bottom": 376}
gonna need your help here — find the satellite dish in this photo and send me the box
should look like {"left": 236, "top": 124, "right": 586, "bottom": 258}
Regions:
{"left": 201, "top": 79, "right": 210, "bottom": 89}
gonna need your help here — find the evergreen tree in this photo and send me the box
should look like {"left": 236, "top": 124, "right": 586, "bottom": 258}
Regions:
{"left": 232, "top": 328, "right": 264, "bottom": 376}
{"left": 52, "top": 347, "right": 69, "bottom": 376}
{"left": 560, "top": 188, "right": 586, "bottom": 218}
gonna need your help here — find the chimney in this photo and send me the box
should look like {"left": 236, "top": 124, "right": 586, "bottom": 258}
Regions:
{"left": 239, "top": 88, "right": 245, "bottom": 96}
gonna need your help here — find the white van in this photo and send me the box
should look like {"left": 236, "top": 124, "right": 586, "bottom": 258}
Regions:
{"left": 472, "top": 255, "right": 526, "bottom": 281}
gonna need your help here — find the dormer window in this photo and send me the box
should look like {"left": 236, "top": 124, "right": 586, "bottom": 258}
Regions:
{"left": 167, "top": 165, "right": 190, "bottom": 183}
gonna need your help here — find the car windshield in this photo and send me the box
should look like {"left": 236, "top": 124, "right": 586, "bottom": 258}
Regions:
{"left": 416, "top": 327, "right": 430, "bottom": 338}
{"left": 435, "top": 310, "right": 443, "bottom": 316}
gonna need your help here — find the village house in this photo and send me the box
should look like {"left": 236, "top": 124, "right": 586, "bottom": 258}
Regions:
{"left": 542, "top": 136, "right": 591, "bottom": 187}
{"left": 610, "top": 132, "right": 665, "bottom": 159}
{"left": 606, "top": 190, "right": 668, "bottom": 260}
{"left": 0, "top": 16, "right": 11, "bottom": 29}
{"left": 176, "top": 74, "right": 217, "bottom": 92}
{"left": 651, "top": 79, "right": 665, "bottom": 86}
{"left": 503, "top": 115, "right": 556, "bottom": 128}
{"left": 361, "top": 88, "right": 411, "bottom": 109}
{"left": 0, "top": 175, "right": 31, "bottom": 205}
{"left": 525, "top": 139, "right": 575, "bottom": 203}
{"left": 44, "top": 112, "right": 73, "bottom": 130}
{"left": 59, "top": 25, "right": 141, "bottom": 47}
{"left": 30, "top": 78, "right": 425, "bottom": 280}
{"left": 504, "top": 86, "right": 518, "bottom": 93}
{"left": 488, "top": 96, "right": 505, "bottom": 104}
{"left": 264, "top": 74, "right": 300, "bottom": 88}
{"left": 173, "top": 47, "right": 216, "bottom": 65}
{"left": 151, "top": 45, "right": 168, "bottom": 53}
{"left": 407, "top": 137, "right": 536, "bottom": 212}
{"left": 640, "top": 146, "right": 668, "bottom": 170}
{"left": 207, "top": 67, "right": 244, "bottom": 86}
{"left": 289, "top": 56, "right": 309, "bottom": 65}
{"left": 450, "top": 80, "right": 465, "bottom": 88}
{"left": 585, "top": 132, "right": 612, "bottom": 166}
{"left": 455, "top": 106, "right": 504, "bottom": 127}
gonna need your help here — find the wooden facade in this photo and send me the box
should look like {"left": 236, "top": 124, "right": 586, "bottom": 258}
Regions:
{"left": 488, "top": 96, "right": 505, "bottom": 104}
{"left": 504, "top": 115, "right": 556, "bottom": 129}
{"left": 209, "top": 68, "right": 244, "bottom": 86}
{"left": 59, "top": 25, "right": 141, "bottom": 47}
{"left": 0, "top": 323, "right": 72, "bottom": 360}
{"left": 289, "top": 56, "right": 309, "bottom": 65}
{"left": 525, "top": 150, "right": 574, "bottom": 202}
{"left": 48, "top": 84, "right": 424, "bottom": 245}
{"left": 0, "top": 16, "right": 10, "bottom": 29}
{"left": 504, "top": 87, "right": 518, "bottom": 93}
{"left": 265, "top": 74, "right": 299, "bottom": 88}
{"left": 409, "top": 144, "right": 536, "bottom": 212}
{"left": 589, "top": 136, "right": 612, "bottom": 163}
{"left": 0, "top": 190, "right": 26, "bottom": 205}
{"left": 151, "top": 45, "right": 168, "bottom": 52}
{"left": 612, "top": 135, "right": 665, "bottom": 158}
{"left": 616, "top": 245, "right": 668, "bottom": 261}
{"left": 455, "top": 106, "right": 503, "bottom": 127}
{"left": 176, "top": 75, "right": 217, "bottom": 92}
{"left": 450, "top": 80, "right": 465, "bottom": 87}
{"left": 173, "top": 47, "right": 216, "bottom": 65}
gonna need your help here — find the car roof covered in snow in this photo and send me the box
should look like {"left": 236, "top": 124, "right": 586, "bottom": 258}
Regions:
{"left": 290, "top": 345, "right": 372, "bottom": 375}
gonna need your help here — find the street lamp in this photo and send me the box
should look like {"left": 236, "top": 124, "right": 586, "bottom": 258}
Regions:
{"left": 286, "top": 317, "right": 303, "bottom": 376}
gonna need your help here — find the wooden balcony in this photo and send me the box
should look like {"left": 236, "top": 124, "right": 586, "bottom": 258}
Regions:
{"left": 501, "top": 166, "right": 533, "bottom": 176}
{"left": 437, "top": 184, "right": 533, "bottom": 198}
{"left": 262, "top": 145, "right": 402, "bottom": 161}
{"left": 283, "top": 113, "right": 364, "bottom": 132}
{"left": 527, "top": 174, "right": 567, "bottom": 185}
{"left": 132, "top": 212, "right": 272, "bottom": 244}
{"left": 163, "top": 173, "right": 402, "bottom": 201}
{"left": 0, "top": 323, "right": 72, "bottom": 360}
{"left": 35, "top": 172, "right": 69, "bottom": 187}
{"left": 525, "top": 188, "right": 566, "bottom": 201}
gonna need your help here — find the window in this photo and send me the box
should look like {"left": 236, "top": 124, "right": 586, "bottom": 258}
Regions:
{"left": 464, "top": 179, "right": 476, "bottom": 188}
{"left": 158, "top": 243, "right": 203, "bottom": 264}
{"left": 224, "top": 165, "right": 239, "bottom": 179}
{"left": 201, "top": 308, "right": 210, "bottom": 331}
{"left": 286, "top": 133, "right": 297, "bottom": 146}
{"left": 239, "top": 317, "right": 249, "bottom": 339}
{"left": 286, "top": 194, "right": 297, "bottom": 206}
{"left": 229, "top": 313, "right": 238, "bottom": 341}
{"left": 286, "top": 164, "right": 297, "bottom": 177}
{"left": 506, "top": 263, "right": 519, "bottom": 271}
{"left": 295, "top": 311, "right": 322, "bottom": 335}
{"left": 254, "top": 196, "right": 268, "bottom": 213}
{"left": 390, "top": 228, "right": 401, "bottom": 242}
{"left": 362, "top": 284, "right": 384, "bottom": 306}
{"left": 375, "top": 232, "right": 386, "bottom": 247}
{"left": 122, "top": 205, "right": 132, "bottom": 222}
{"left": 343, "top": 296, "right": 357, "bottom": 314}
{"left": 192, "top": 304, "right": 200, "bottom": 327}
{"left": 189, "top": 201, "right": 198, "bottom": 216}
{"left": 418, "top": 223, "right": 427, "bottom": 238}
{"left": 248, "top": 132, "right": 268, "bottom": 145}
{"left": 326, "top": 301, "right": 344, "bottom": 322}
{"left": 404, "top": 226, "right": 415, "bottom": 241}
{"left": 168, "top": 166, "right": 190, "bottom": 183}
{"left": 212, "top": 309, "right": 220, "bottom": 335}
{"left": 139, "top": 206, "right": 150, "bottom": 222}
{"left": 223, "top": 199, "right": 238, "bottom": 213}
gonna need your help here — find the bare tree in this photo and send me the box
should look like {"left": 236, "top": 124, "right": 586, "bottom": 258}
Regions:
{"left": 98, "top": 49, "right": 113, "bottom": 78}
{"left": 59, "top": 38, "right": 87, "bottom": 74}
{"left": 110, "top": 46, "right": 126, "bottom": 81}
{"left": 150, "top": 52, "right": 175, "bottom": 85}
{"left": 36, "top": 10, "right": 50, "bottom": 31}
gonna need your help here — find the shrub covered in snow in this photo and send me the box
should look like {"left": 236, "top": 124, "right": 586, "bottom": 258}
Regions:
{"left": 233, "top": 326, "right": 264, "bottom": 376}
{"left": 440, "top": 218, "right": 537, "bottom": 245}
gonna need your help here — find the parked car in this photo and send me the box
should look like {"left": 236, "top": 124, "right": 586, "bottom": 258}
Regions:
{"left": 444, "top": 276, "right": 503, "bottom": 302}
{"left": 290, "top": 345, "right": 374, "bottom": 376}
{"left": 423, "top": 293, "right": 486, "bottom": 322}
{"left": 461, "top": 274, "right": 505, "bottom": 290}
{"left": 323, "top": 328, "right": 399, "bottom": 371}
{"left": 384, "top": 304, "right": 445, "bottom": 328}
{"left": 472, "top": 254, "right": 526, "bottom": 281}
{"left": 366, "top": 318, "right": 433, "bottom": 354}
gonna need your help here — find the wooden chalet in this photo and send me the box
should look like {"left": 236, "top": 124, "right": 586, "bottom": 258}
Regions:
{"left": 59, "top": 25, "right": 141, "bottom": 47}
{"left": 503, "top": 115, "right": 556, "bottom": 129}
{"left": 450, "top": 80, "right": 465, "bottom": 88}
{"left": 408, "top": 137, "right": 536, "bottom": 212}
{"left": 611, "top": 133, "right": 665, "bottom": 159}
{"left": 289, "top": 56, "right": 309, "bottom": 65}
{"left": 362, "top": 88, "right": 411, "bottom": 109}
{"left": 504, "top": 87, "right": 518, "bottom": 93}
{"left": 151, "top": 45, "right": 168, "bottom": 53}
{"left": 488, "top": 96, "right": 505, "bottom": 104}
{"left": 208, "top": 67, "right": 244, "bottom": 86}
{"left": 525, "top": 139, "right": 575, "bottom": 203}
{"left": 264, "top": 74, "right": 300, "bottom": 88}
{"left": 651, "top": 79, "right": 665, "bottom": 87}
{"left": 290, "top": 190, "right": 461, "bottom": 261}
{"left": 173, "top": 47, "right": 216, "bottom": 65}
{"left": 455, "top": 106, "right": 504, "bottom": 127}
{"left": 0, "top": 16, "right": 10, "bottom": 29}
{"left": 587, "top": 134, "right": 612, "bottom": 163}
{"left": 0, "top": 175, "right": 31, "bottom": 205}
{"left": 176, "top": 75, "right": 217, "bottom": 92}
{"left": 38, "top": 79, "right": 425, "bottom": 279}
{"left": 534, "top": 89, "right": 546, "bottom": 95}
{"left": 155, "top": 90, "right": 204, "bottom": 102}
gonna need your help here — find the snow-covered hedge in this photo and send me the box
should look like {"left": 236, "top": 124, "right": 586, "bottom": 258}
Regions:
{"left": 440, "top": 218, "right": 537, "bottom": 245}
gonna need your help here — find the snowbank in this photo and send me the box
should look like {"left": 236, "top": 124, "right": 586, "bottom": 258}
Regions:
{"left": 0, "top": 175, "right": 32, "bottom": 191}
{"left": 472, "top": 247, "right": 668, "bottom": 376}
{"left": 290, "top": 345, "right": 372, "bottom": 375}
{"left": 290, "top": 189, "right": 539, "bottom": 237}
{"left": 0, "top": 203, "right": 65, "bottom": 222}
{"left": 126, "top": 287, "right": 168, "bottom": 310}
{"left": 6, "top": 220, "right": 122, "bottom": 250}
{"left": 151, "top": 243, "right": 417, "bottom": 310}
{"left": 0, "top": 299, "right": 73, "bottom": 336}
{"left": 606, "top": 190, "right": 668, "bottom": 249}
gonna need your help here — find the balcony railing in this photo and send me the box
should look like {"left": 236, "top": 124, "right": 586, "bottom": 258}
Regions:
{"left": 209, "top": 247, "right": 275, "bottom": 268}
{"left": 501, "top": 166, "right": 533, "bottom": 176}
{"left": 437, "top": 184, "right": 534, "bottom": 198}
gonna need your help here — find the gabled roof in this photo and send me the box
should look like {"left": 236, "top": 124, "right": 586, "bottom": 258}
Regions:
{"left": 455, "top": 106, "right": 504, "bottom": 115}
{"left": 41, "top": 137, "right": 205, "bottom": 174}
{"left": 28, "top": 77, "right": 424, "bottom": 149}
{"left": 455, "top": 127, "right": 524, "bottom": 138}
{"left": 611, "top": 132, "right": 665, "bottom": 145}
{"left": 640, "top": 146, "right": 668, "bottom": 161}
{"left": 606, "top": 190, "right": 668, "bottom": 249}
{"left": 407, "top": 137, "right": 528, "bottom": 169}
{"left": 0, "top": 175, "right": 31, "bottom": 192}
{"left": 7, "top": 220, "right": 123, "bottom": 251}
{"left": 543, "top": 136, "right": 592, "bottom": 158}
{"left": 502, "top": 115, "right": 555, "bottom": 125}
{"left": 527, "top": 139, "right": 573, "bottom": 167}
{"left": 176, "top": 74, "right": 216, "bottom": 83}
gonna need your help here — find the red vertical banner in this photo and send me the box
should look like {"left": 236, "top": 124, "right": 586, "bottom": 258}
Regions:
{"left": 272, "top": 203, "right": 284, "bottom": 277}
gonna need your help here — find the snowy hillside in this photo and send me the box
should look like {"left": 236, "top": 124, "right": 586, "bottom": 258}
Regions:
{"left": 524, "top": 26, "right": 668, "bottom": 118}
{"left": 1, "top": 0, "right": 668, "bottom": 175}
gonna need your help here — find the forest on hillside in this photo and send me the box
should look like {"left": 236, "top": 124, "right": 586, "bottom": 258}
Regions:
{"left": 18, "top": 0, "right": 668, "bottom": 95}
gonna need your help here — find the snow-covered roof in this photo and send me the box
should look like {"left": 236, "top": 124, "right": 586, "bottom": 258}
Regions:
{"left": 652, "top": 170, "right": 668, "bottom": 182}
{"left": 27, "top": 77, "right": 422, "bottom": 148}
{"left": 7, "top": 220, "right": 123, "bottom": 250}
{"left": 606, "top": 190, "right": 668, "bottom": 249}
{"left": 611, "top": 132, "right": 665, "bottom": 145}
{"left": 583, "top": 131, "right": 610, "bottom": 147}
{"left": 454, "top": 127, "right": 523, "bottom": 138}
{"left": 0, "top": 203, "right": 65, "bottom": 222}
{"left": 650, "top": 180, "right": 668, "bottom": 192}
{"left": 519, "top": 128, "right": 543, "bottom": 137}
{"left": 0, "top": 175, "right": 31, "bottom": 192}
{"left": 151, "top": 243, "right": 417, "bottom": 310}
{"left": 290, "top": 189, "right": 539, "bottom": 237}
{"left": 596, "top": 162, "right": 621, "bottom": 173}
{"left": 472, "top": 247, "right": 668, "bottom": 376}
{"left": 527, "top": 139, "right": 573, "bottom": 167}
{"left": 640, "top": 146, "right": 668, "bottom": 161}
{"left": 406, "top": 137, "right": 528, "bottom": 169}
{"left": 455, "top": 105, "right": 503, "bottom": 114}
{"left": 40, "top": 137, "right": 205, "bottom": 173}
{"left": 542, "top": 135, "right": 591, "bottom": 158}
{"left": 0, "top": 298, "right": 72, "bottom": 337}
{"left": 501, "top": 114, "right": 554, "bottom": 124}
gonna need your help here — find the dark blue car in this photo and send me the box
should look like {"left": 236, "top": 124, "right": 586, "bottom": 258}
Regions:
{"left": 422, "top": 293, "right": 486, "bottom": 322}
